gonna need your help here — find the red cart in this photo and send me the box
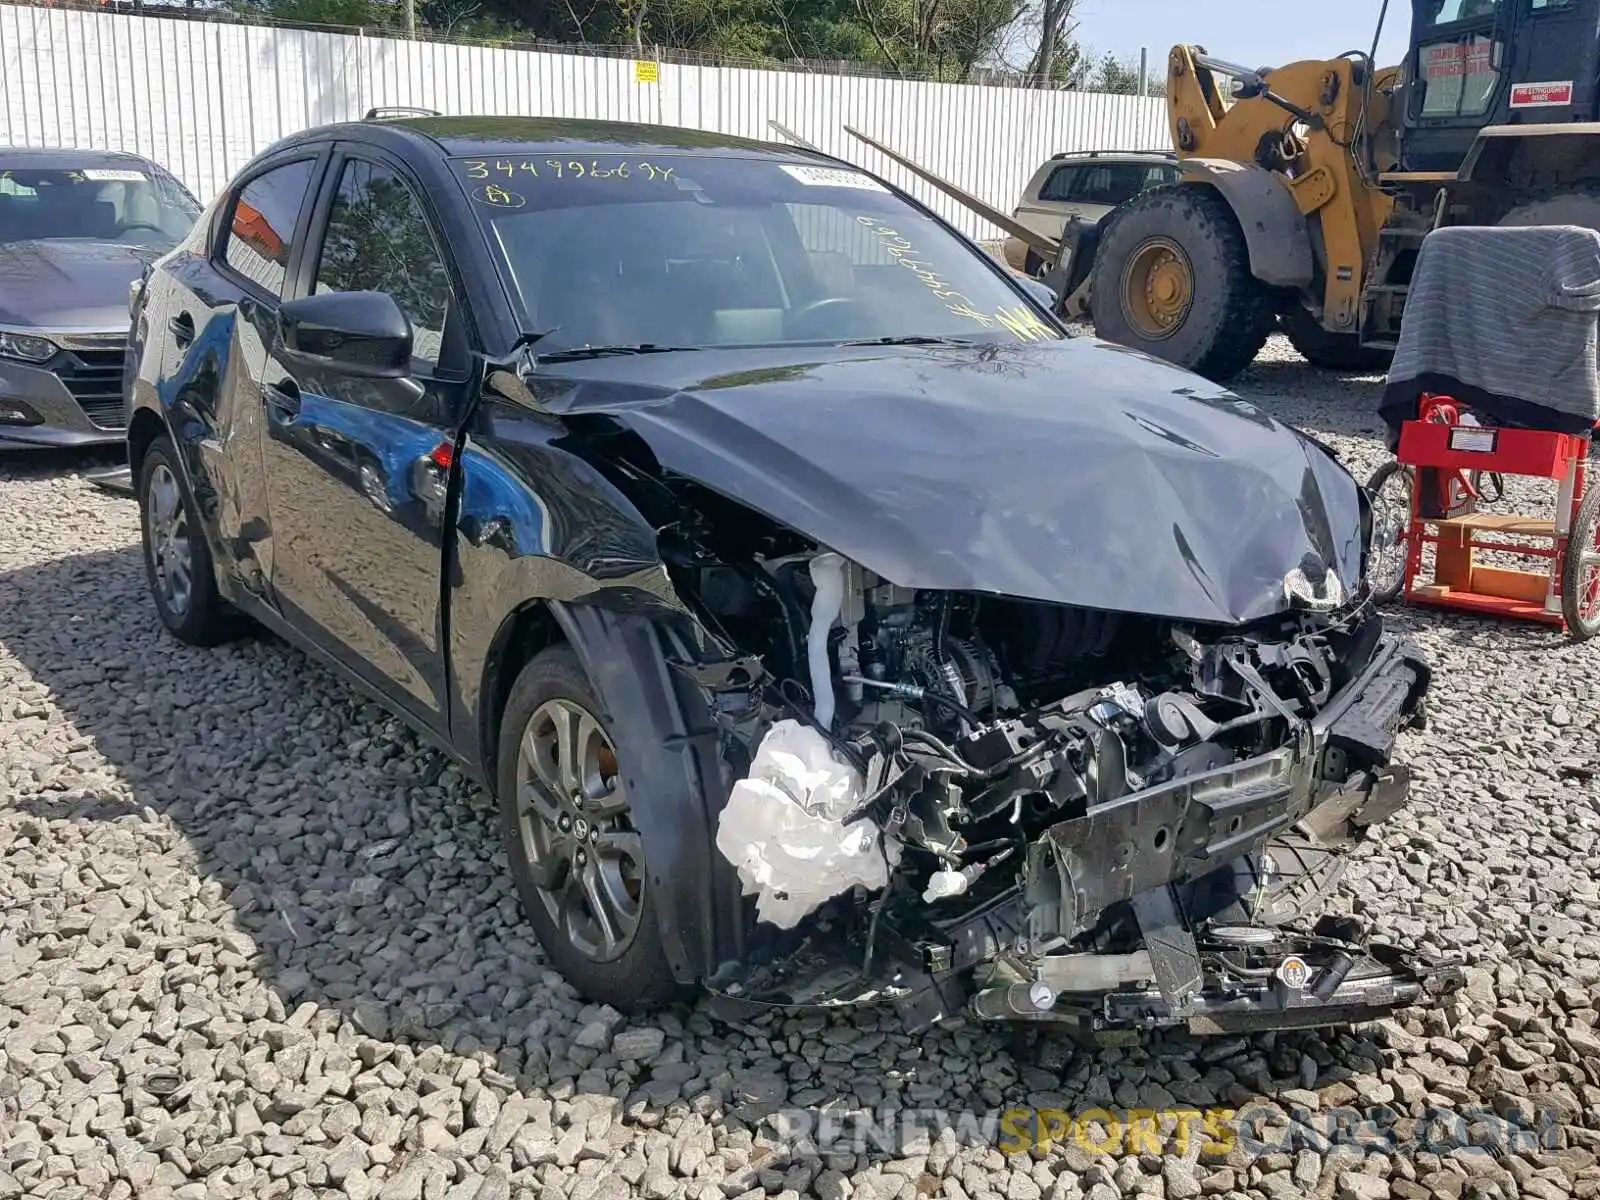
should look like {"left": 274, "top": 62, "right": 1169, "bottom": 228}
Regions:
{"left": 1365, "top": 395, "right": 1600, "bottom": 641}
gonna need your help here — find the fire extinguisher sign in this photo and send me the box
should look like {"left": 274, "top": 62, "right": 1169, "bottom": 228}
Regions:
{"left": 1509, "top": 80, "right": 1574, "bottom": 108}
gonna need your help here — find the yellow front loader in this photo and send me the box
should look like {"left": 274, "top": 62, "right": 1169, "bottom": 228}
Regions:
{"left": 1076, "top": 0, "right": 1600, "bottom": 383}
{"left": 839, "top": 0, "right": 1600, "bottom": 383}
{"left": 1096, "top": 45, "right": 1406, "bottom": 379}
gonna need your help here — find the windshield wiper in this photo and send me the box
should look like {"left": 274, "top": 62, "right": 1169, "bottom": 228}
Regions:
{"left": 537, "top": 343, "right": 703, "bottom": 361}
{"left": 838, "top": 334, "right": 976, "bottom": 347}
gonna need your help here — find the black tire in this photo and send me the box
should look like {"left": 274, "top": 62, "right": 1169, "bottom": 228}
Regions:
{"left": 496, "top": 643, "right": 684, "bottom": 1012}
{"left": 1089, "top": 184, "right": 1275, "bottom": 383}
{"left": 1561, "top": 485, "right": 1600, "bottom": 641}
{"left": 1364, "top": 460, "right": 1415, "bottom": 605}
{"left": 1282, "top": 307, "right": 1393, "bottom": 374}
{"left": 1499, "top": 186, "right": 1600, "bottom": 232}
{"left": 1023, "top": 249, "right": 1047, "bottom": 279}
{"left": 136, "top": 438, "right": 241, "bottom": 646}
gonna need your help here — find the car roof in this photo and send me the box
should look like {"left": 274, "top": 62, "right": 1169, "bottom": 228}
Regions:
{"left": 265, "top": 115, "right": 836, "bottom": 165}
{"left": 0, "top": 145, "right": 167, "bottom": 170}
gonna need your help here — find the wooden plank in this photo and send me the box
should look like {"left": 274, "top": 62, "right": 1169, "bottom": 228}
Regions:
{"left": 841, "top": 125, "right": 1063, "bottom": 259}
{"left": 1435, "top": 523, "right": 1475, "bottom": 591}
{"left": 1433, "top": 513, "right": 1557, "bottom": 537}
{"left": 1409, "top": 589, "right": 1565, "bottom": 624}
{"left": 1471, "top": 566, "right": 1553, "bottom": 605}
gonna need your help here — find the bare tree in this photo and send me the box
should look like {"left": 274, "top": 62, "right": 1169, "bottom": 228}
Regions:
{"left": 1025, "top": 0, "right": 1077, "bottom": 87}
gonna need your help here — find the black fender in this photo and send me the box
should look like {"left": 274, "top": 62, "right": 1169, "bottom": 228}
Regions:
{"left": 548, "top": 601, "right": 749, "bottom": 986}
{"left": 1175, "top": 160, "right": 1315, "bottom": 289}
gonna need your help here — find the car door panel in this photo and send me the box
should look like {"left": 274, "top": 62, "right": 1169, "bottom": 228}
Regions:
{"left": 179, "top": 152, "right": 332, "bottom": 604}
{"left": 134, "top": 200, "right": 296, "bottom": 610}
{"left": 259, "top": 371, "right": 457, "bottom": 721}
{"left": 255, "top": 148, "right": 465, "bottom": 733}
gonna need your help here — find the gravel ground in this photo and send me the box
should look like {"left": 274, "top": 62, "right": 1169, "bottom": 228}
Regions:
{"left": 3, "top": 336, "right": 1600, "bottom": 1200}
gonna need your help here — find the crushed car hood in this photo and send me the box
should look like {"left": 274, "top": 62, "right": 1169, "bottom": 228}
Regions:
{"left": 0, "top": 239, "right": 164, "bottom": 330}
{"left": 531, "top": 337, "right": 1365, "bottom": 625}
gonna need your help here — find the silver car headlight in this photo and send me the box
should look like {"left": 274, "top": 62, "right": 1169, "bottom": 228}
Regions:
{"left": 0, "top": 329, "right": 59, "bottom": 363}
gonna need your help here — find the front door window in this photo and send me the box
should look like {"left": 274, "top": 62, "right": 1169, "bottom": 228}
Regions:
{"left": 1414, "top": 0, "right": 1504, "bottom": 119}
{"left": 313, "top": 159, "right": 453, "bottom": 373}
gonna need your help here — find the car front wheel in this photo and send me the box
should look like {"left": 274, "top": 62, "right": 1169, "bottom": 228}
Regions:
{"left": 137, "top": 438, "right": 241, "bottom": 646}
{"left": 497, "top": 643, "right": 682, "bottom": 1011}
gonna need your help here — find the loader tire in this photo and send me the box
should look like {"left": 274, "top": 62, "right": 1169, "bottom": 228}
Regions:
{"left": 1282, "top": 307, "right": 1393, "bottom": 374}
{"left": 1498, "top": 186, "right": 1600, "bottom": 233}
{"left": 1090, "top": 184, "right": 1275, "bottom": 383}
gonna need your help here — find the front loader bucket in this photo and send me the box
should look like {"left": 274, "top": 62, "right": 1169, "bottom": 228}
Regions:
{"left": 1043, "top": 217, "right": 1099, "bottom": 321}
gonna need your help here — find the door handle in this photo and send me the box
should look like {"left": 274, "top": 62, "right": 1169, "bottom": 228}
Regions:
{"left": 263, "top": 378, "right": 301, "bottom": 417}
{"left": 168, "top": 312, "right": 194, "bottom": 348}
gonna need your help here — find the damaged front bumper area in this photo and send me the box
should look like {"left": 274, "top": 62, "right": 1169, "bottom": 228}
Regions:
{"left": 708, "top": 623, "right": 1465, "bottom": 1037}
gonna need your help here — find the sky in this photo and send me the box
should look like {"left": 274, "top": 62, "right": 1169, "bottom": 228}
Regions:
{"left": 1070, "top": 0, "right": 1413, "bottom": 73}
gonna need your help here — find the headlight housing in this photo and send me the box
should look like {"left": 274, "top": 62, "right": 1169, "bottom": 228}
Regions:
{"left": 0, "top": 329, "right": 59, "bottom": 363}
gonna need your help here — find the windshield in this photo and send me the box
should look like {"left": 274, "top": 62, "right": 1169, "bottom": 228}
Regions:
{"left": 450, "top": 153, "right": 1060, "bottom": 353}
{"left": 0, "top": 163, "right": 201, "bottom": 249}
{"left": 1419, "top": 0, "right": 1502, "bottom": 26}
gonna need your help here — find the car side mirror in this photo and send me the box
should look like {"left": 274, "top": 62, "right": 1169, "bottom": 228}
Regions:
{"left": 277, "top": 291, "right": 412, "bottom": 378}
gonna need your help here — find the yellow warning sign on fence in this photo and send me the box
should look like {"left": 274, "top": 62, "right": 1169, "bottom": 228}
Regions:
{"left": 635, "top": 60, "right": 659, "bottom": 84}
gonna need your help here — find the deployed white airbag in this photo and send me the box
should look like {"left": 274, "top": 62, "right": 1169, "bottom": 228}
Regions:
{"left": 714, "top": 719, "right": 897, "bottom": 929}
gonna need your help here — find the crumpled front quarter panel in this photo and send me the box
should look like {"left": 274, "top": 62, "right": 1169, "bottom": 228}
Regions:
{"left": 446, "top": 399, "right": 686, "bottom": 765}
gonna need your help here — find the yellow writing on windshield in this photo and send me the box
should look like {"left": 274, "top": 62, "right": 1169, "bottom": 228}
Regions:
{"left": 474, "top": 184, "right": 526, "bottom": 209}
{"left": 994, "top": 305, "right": 1056, "bottom": 342}
{"left": 456, "top": 158, "right": 677, "bottom": 184}
{"left": 854, "top": 216, "right": 1057, "bottom": 342}
{"left": 855, "top": 216, "right": 981, "bottom": 315}
{"left": 461, "top": 159, "right": 543, "bottom": 179}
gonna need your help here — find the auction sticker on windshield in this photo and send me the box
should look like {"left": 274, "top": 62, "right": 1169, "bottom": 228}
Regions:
{"left": 83, "top": 168, "right": 147, "bottom": 182}
{"left": 778, "top": 164, "right": 888, "bottom": 191}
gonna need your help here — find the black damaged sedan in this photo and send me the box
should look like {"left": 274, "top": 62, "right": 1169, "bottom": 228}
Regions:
{"left": 126, "top": 113, "right": 1461, "bottom": 1036}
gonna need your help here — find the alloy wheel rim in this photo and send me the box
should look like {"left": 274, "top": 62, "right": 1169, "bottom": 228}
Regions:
{"left": 514, "top": 697, "right": 644, "bottom": 963}
{"left": 146, "top": 463, "right": 194, "bottom": 617}
{"left": 1369, "top": 469, "right": 1413, "bottom": 599}
{"left": 359, "top": 463, "right": 392, "bottom": 513}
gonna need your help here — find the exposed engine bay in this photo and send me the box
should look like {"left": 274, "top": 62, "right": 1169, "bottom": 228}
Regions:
{"left": 499, "top": 326, "right": 1474, "bottom": 1036}
{"left": 650, "top": 498, "right": 1464, "bottom": 1035}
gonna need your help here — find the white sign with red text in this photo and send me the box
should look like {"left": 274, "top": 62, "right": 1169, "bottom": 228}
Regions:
{"left": 1509, "top": 81, "right": 1574, "bottom": 108}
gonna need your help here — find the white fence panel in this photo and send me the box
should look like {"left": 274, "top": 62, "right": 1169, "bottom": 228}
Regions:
{"left": 0, "top": 3, "right": 1167, "bottom": 239}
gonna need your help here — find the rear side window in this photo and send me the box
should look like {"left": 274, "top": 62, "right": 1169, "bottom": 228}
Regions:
{"left": 1074, "top": 164, "right": 1154, "bottom": 207}
{"left": 221, "top": 160, "right": 316, "bottom": 297}
{"left": 1038, "top": 165, "right": 1082, "bottom": 202}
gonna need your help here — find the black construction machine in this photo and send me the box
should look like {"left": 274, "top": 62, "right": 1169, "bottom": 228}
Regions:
{"left": 832, "top": 0, "right": 1600, "bottom": 382}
